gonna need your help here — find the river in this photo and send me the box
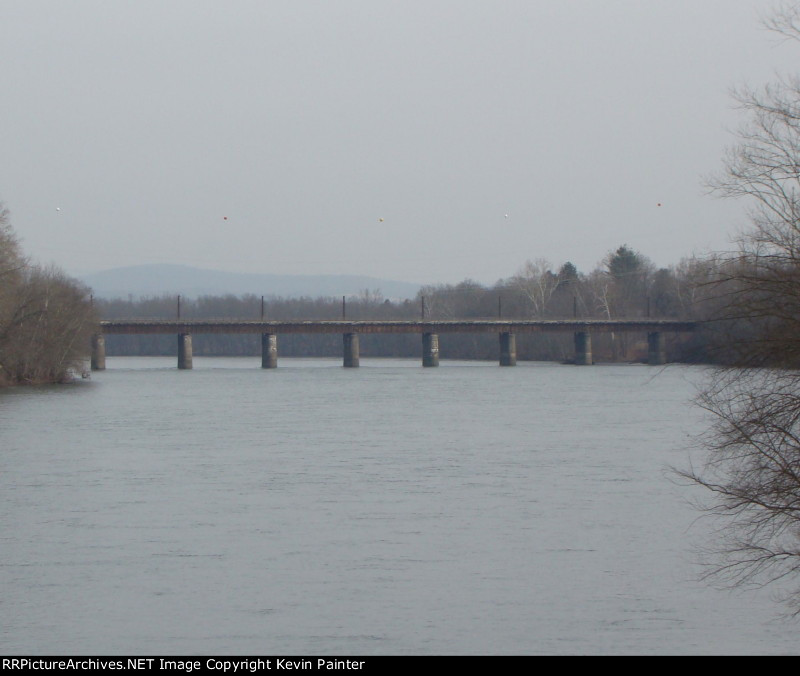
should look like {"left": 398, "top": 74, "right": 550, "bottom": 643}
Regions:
{"left": 1, "top": 357, "right": 796, "bottom": 654}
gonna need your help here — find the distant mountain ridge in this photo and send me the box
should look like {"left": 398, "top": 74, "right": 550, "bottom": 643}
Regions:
{"left": 80, "top": 264, "right": 422, "bottom": 301}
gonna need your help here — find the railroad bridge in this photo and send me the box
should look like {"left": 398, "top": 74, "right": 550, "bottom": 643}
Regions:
{"left": 91, "top": 319, "right": 697, "bottom": 370}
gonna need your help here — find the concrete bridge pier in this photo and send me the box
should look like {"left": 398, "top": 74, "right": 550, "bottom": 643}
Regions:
{"left": 343, "top": 333, "right": 359, "bottom": 367}
{"left": 422, "top": 332, "right": 439, "bottom": 367}
{"left": 178, "top": 333, "right": 193, "bottom": 370}
{"left": 648, "top": 331, "right": 666, "bottom": 365}
{"left": 262, "top": 333, "right": 278, "bottom": 368}
{"left": 499, "top": 332, "right": 516, "bottom": 366}
{"left": 574, "top": 331, "right": 592, "bottom": 365}
{"left": 91, "top": 334, "right": 106, "bottom": 371}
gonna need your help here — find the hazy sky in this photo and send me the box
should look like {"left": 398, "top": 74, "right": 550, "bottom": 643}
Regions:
{"left": 0, "top": 0, "right": 795, "bottom": 285}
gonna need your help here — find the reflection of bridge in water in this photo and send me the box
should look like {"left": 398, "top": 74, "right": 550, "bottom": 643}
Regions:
{"left": 91, "top": 319, "right": 698, "bottom": 370}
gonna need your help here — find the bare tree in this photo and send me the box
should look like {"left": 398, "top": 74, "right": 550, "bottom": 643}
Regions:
{"left": 680, "top": 368, "right": 800, "bottom": 610}
{"left": 0, "top": 205, "right": 27, "bottom": 324}
{"left": 512, "top": 258, "right": 559, "bottom": 317}
{"left": 681, "top": 2, "right": 800, "bottom": 612}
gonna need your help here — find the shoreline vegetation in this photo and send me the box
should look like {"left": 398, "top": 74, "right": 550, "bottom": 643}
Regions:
{"left": 0, "top": 205, "right": 96, "bottom": 387}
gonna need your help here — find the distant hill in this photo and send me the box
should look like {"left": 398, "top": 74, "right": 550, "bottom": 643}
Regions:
{"left": 80, "top": 264, "right": 422, "bottom": 301}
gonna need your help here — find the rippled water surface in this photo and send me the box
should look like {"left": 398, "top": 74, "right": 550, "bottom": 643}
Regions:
{"left": 1, "top": 357, "right": 797, "bottom": 654}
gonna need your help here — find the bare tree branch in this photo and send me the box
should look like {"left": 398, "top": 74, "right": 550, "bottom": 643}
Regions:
{"left": 684, "top": 4, "right": 800, "bottom": 613}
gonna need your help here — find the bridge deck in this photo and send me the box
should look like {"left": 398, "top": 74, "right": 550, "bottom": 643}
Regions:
{"left": 99, "top": 319, "right": 697, "bottom": 335}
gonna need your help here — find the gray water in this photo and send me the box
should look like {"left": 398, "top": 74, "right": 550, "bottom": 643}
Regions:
{"left": 1, "top": 357, "right": 797, "bottom": 655}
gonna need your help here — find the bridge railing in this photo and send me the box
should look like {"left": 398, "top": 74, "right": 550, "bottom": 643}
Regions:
{"left": 92, "top": 292, "right": 690, "bottom": 324}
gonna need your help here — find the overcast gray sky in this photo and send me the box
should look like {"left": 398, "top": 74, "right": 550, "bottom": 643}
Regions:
{"left": 0, "top": 0, "right": 794, "bottom": 285}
